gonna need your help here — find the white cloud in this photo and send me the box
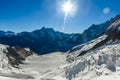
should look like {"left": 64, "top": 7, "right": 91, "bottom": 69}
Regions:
{"left": 103, "top": 7, "right": 110, "bottom": 14}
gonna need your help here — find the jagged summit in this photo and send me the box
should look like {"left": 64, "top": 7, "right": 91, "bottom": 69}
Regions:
{"left": 110, "top": 14, "right": 120, "bottom": 23}
{"left": 106, "top": 15, "right": 120, "bottom": 40}
{"left": 68, "top": 14, "right": 120, "bottom": 57}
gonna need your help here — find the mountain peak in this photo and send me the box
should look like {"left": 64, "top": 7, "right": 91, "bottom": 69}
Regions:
{"left": 115, "top": 14, "right": 120, "bottom": 19}
{"left": 41, "top": 26, "right": 46, "bottom": 30}
{"left": 110, "top": 14, "right": 120, "bottom": 23}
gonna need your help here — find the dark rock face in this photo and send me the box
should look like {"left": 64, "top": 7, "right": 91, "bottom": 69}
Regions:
{"left": 12, "top": 46, "right": 33, "bottom": 59}
{"left": 106, "top": 15, "right": 120, "bottom": 40}
{"left": 4, "top": 46, "right": 33, "bottom": 68}
{"left": 81, "top": 21, "right": 111, "bottom": 42}
{"left": 76, "top": 15, "right": 120, "bottom": 57}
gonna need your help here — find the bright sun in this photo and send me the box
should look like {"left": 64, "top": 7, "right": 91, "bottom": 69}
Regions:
{"left": 63, "top": 0, "right": 73, "bottom": 13}
{"left": 61, "top": 0, "right": 75, "bottom": 32}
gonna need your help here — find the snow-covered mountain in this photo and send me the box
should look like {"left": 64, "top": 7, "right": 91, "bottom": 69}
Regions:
{"left": 0, "top": 14, "right": 120, "bottom": 80}
{"left": 38, "top": 15, "right": 120, "bottom": 80}
{"left": 1, "top": 15, "right": 119, "bottom": 54}
{"left": 81, "top": 15, "right": 120, "bottom": 42}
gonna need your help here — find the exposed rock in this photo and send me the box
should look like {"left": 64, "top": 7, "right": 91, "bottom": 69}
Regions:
{"left": 76, "top": 15, "right": 120, "bottom": 57}
{"left": 12, "top": 46, "right": 33, "bottom": 60}
{"left": 106, "top": 15, "right": 120, "bottom": 40}
{"left": 4, "top": 46, "right": 33, "bottom": 68}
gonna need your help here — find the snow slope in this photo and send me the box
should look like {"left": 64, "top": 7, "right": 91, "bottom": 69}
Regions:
{"left": 20, "top": 52, "right": 67, "bottom": 78}
{"left": 39, "top": 35, "right": 120, "bottom": 80}
{"left": 0, "top": 44, "right": 35, "bottom": 80}
{"left": 0, "top": 44, "right": 11, "bottom": 72}
{"left": 0, "top": 44, "right": 24, "bottom": 80}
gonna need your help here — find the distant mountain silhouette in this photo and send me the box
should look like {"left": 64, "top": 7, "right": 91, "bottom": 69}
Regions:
{"left": 0, "top": 15, "right": 119, "bottom": 54}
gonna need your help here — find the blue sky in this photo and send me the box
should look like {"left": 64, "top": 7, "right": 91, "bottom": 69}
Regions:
{"left": 0, "top": 0, "right": 120, "bottom": 33}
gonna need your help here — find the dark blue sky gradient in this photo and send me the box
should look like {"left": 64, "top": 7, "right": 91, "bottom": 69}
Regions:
{"left": 0, "top": 0, "right": 120, "bottom": 33}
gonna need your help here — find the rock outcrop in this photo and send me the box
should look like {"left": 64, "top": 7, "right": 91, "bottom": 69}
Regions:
{"left": 69, "top": 15, "right": 120, "bottom": 57}
{"left": 1, "top": 45, "right": 33, "bottom": 68}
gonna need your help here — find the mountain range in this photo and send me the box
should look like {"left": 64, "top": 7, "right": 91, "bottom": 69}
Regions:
{"left": 0, "top": 15, "right": 119, "bottom": 54}
{"left": 0, "top": 14, "right": 120, "bottom": 80}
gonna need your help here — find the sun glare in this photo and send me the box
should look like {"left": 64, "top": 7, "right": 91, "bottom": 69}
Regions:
{"left": 61, "top": 0, "right": 76, "bottom": 32}
{"left": 63, "top": 1, "right": 73, "bottom": 13}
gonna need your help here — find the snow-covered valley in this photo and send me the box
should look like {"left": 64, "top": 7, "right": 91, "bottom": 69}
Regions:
{"left": 1, "top": 34, "right": 120, "bottom": 80}
{"left": 0, "top": 48, "right": 67, "bottom": 80}
{"left": 20, "top": 52, "right": 67, "bottom": 79}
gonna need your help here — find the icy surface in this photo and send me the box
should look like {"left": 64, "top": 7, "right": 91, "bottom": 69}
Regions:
{"left": 39, "top": 35, "right": 120, "bottom": 80}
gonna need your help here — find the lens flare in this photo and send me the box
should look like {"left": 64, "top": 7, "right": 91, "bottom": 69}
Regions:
{"left": 62, "top": 0, "right": 73, "bottom": 32}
